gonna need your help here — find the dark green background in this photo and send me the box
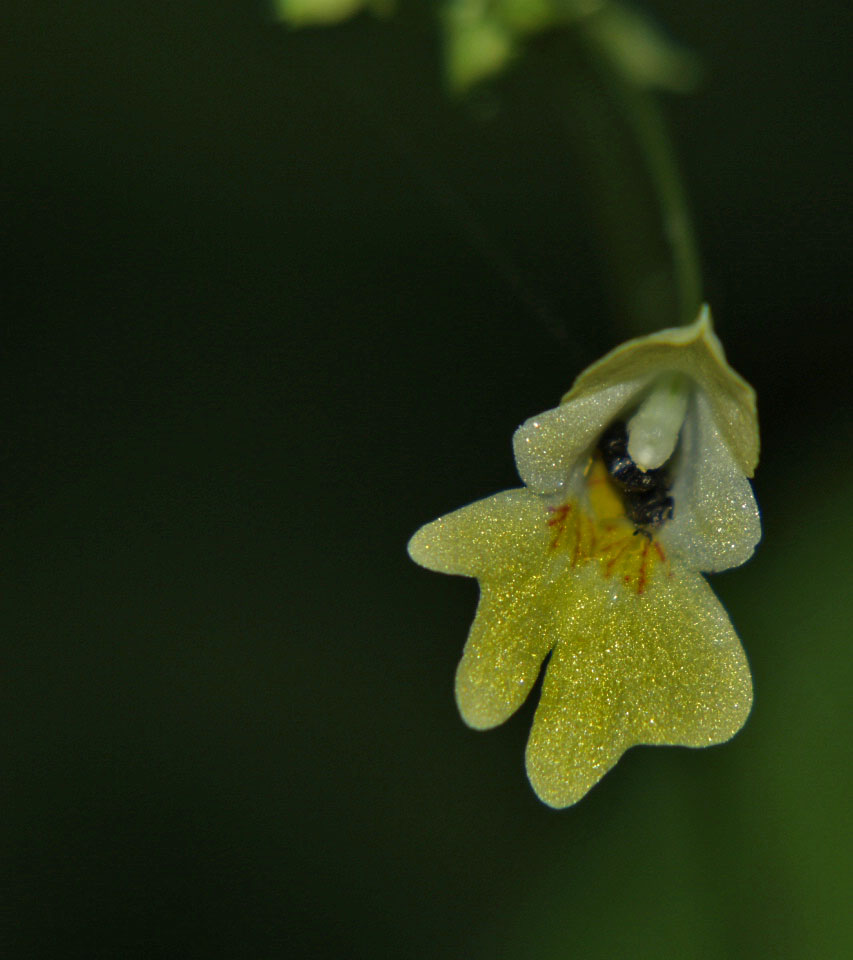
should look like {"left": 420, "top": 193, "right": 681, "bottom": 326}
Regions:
{"left": 5, "top": 2, "right": 851, "bottom": 957}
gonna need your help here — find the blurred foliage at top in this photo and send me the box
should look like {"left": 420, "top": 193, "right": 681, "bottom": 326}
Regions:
{"left": 276, "top": 0, "right": 701, "bottom": 93}
{"left": 274, "top": 0, "right": 395, "bottom": 28}
{"left": 275, "top": 0, "right": 708, "bottom": 332}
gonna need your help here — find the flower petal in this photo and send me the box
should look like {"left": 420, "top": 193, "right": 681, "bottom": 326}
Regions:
{"left": 525, "top": 566, "right": 753, "bottom": 808}
{"left": 409, "top": 489, "right": 561, "bottom": 729}
{"left": 407, "top": 488, "right": 549, "bottom": 578}
{"left": 663, "top": 391, "right": 762, "bottom": 572}
{"left": 563, "top": 306, "right": 759, "bottom": 477}
{"left": 513, "top": 381, "right": 644, "bottom": 495}
{"left": 455, "top": 576, "right": 557, "bottom": 730}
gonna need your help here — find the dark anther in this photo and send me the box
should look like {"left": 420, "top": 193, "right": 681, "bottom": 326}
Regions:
{"left": 598, "top": 421, "right": 675, "bottom": 531}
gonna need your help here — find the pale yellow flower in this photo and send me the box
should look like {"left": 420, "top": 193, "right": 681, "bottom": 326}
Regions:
{"left": 408, "top": 306, "right": 760, "bottom": 807}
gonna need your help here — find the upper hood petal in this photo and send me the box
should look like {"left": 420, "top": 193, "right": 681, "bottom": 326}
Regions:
{"left": 564, "top": 306, "right": 759, "bottom": 477}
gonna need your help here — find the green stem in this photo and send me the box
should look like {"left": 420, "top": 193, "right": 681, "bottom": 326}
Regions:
{"left": 552, "top": 24, "right": 704, "bottom": 335}
{"left": 604, "top": 71, "right": 703, "bottom": 328}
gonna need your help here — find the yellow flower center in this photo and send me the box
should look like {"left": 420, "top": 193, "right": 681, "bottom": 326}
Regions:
{"left": 546, "top": 455, "right": 670, "bottom": 595}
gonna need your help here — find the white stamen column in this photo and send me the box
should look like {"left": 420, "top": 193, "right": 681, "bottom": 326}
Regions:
{"left": 626, "top": 374, "right": 690, "bottom": 471}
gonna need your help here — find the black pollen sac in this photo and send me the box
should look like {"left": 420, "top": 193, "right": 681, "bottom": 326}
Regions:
{"left": 597, "top": 421, "right": 674, "bottom": 529}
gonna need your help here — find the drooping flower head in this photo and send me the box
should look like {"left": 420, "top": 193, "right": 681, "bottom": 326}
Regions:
{"left": 408, "top": 306, "right": 760, "bottom": 808}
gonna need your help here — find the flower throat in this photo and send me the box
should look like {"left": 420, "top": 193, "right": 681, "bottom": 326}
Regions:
{"left": 598, "top": 421, "right": 675, "bottom": 531}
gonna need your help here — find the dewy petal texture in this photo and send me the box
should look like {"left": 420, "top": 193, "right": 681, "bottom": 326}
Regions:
{"left": 407, "top": 489, "right": 549, "bottom": 578}
{"left": 525, "top": 566, "right": 753, "bottom": 809}
{"left": 662, "top": 392, "right": 761, "bottom": 571}
{"left": 513, "top": 381, "right": 643, "bottom": 496}
{"left": 455, "top": 577, "right": 555, "bottom": 730}
{"left": 409, "top": 490, "right": 557, "bottom": 729}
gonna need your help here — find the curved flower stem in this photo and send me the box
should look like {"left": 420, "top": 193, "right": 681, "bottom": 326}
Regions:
{"left": 554, "top": 29, "right": 704, "bottom": 337}
{"left": 604, "top": 72, "right": 703, "bottom": 330}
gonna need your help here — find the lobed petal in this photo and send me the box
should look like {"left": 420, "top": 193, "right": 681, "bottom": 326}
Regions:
{"left": 455, "top": 575, "right": 558, "bottom": 730}
{"left": 407, "top": 488, "right": 549, "bottom": 578}
{"left": 409, "top": 489, "right": 562, "bottom": 729}
{"left": 525, "top": 566, "right": 753, "bottom": 808}
{"left": 663, "top": 391, "right": 762, "bottom": 572}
